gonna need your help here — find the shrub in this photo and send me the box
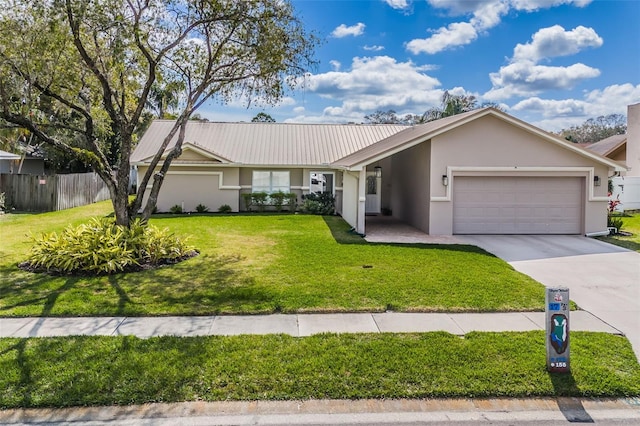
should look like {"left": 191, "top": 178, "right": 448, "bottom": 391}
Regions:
{"left": 286, "top": 193, "right": 297, "bottom": 212}
{"left": 0, "top": 192, "right": 5, "bottom": 212}
{"left": 195, "top": 203, "right": 209, "bottom": 213}
{"left": 608, "top": 215, "right": 624, "bottom": 233}
{"left": 241, "top": 193, "right": 253, "bottom": 211}
{"left": 21, "top": 218, "right": 196, "bottom": 275}
{"left": 301, "top": 192, "right": 335, "bottom": 215}
{"left": 218, "top": 204, "right": 232, "bottom": 213}
{"left": 251, "top": 191, "right": 269, "bottom": 212}
{"left": 169, "top": 204, "right": 183, "bottom": 214}
{"left": 269, "top": 191, "right": 287, "bottom": 212}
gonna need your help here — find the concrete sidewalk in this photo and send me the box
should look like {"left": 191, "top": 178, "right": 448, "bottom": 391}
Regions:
{"left": 0, "top": 311, "right": 622, "bottom": 338}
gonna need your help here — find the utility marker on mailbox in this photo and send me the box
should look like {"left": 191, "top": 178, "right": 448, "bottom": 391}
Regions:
{"left": 546, "top": 287, "right": 570, "bottom": 373}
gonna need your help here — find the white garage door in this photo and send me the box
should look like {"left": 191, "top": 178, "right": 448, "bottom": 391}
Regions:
{"left": 453, "top": 176, "right": 583, "bottom": 234}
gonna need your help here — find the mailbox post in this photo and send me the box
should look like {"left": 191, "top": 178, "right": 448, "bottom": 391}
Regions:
{"left": 546, "top": 287, "right": 570, "bottom": 373}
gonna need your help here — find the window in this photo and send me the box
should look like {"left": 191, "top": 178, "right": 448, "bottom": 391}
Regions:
{"left": 310, "top": 172, "right": 335, "bottom": 194}
{"left": 252, "top": 171, "right": 290, "bottom": 193}
{"left": 367, "top": 175, "right": 377, "bottom": 195}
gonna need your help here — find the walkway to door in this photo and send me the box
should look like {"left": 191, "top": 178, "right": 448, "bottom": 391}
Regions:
{"left": 364, "top": 216, "right": 464, "bottom": 244}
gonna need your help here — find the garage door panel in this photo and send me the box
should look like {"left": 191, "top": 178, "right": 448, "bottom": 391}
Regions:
{"left": 453, "top": 176, "right": 583, "bottom": 234}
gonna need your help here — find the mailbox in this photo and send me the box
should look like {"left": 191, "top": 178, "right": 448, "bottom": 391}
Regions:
{"left": 546, "top": 287, "right": 570, "bottom": 373}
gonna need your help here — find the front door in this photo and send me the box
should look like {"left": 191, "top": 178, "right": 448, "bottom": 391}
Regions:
{"left": 365, "top": 172, "right": 381, "bottom": 214}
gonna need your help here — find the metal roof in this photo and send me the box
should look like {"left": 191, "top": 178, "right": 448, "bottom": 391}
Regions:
{"left": 0, "top": 150, "right": 21, "bottom": 160}
{"left": 583, "top": 134, "right": 627, "bottom": 157}
{"left": 131, "top": 109, "right": 626, "bottom": 172}
{"left": 131, "top": 120, "right": 407, "bottom": 166}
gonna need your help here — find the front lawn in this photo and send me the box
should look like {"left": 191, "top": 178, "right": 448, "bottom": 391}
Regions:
{"left": 598, "top": 212, "right": 640, "bottom": 252}
{"left": 0, "top": 202, "right": 545, "bottom": 316}
{"left": 1, "top": 332, "right": 638, "bottom": 409}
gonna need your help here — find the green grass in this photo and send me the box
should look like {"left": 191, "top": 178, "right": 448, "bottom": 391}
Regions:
{"left": 598, "top": 212, "right": 640, "bottom": 252}
{"left": 0, "top": 332, "right": 638, "bottom": 409}
{"left": 0, "top": 201, "right": 545, "bottom": 316}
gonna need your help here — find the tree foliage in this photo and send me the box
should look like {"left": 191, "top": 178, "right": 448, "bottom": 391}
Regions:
{"left": 251, "top": 112, "right": 276, "bottom": 122}
{"left": 0, "top": 0, "right": 317, "bottom": 226}
{"left": 558, "top": 114, "right": 627, "bottom": 143}
{"left": 364, "top": 91, "right": 496, "bottom": 125}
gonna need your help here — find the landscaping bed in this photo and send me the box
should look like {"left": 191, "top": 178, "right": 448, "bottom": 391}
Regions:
{"left": 598, "top": 212, "right": 640, "bottom": 252}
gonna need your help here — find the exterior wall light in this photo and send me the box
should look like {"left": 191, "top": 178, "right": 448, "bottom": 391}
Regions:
{"left": 442, "top": 175, "right": 449, "bottom": 186}
{"left": 594, "top": 176, "right": 601, "bottom": 186}
{"left": 374, "top": 166, "right": 382, "bottom": 178}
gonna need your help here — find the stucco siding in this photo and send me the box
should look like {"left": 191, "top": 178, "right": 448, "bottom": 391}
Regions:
{"left": 390, "top": 141, "right": 430, "bottom": 233}
{"left": 341, "top": 171, "right": 358, "bottom": 229}
{"left": 137, "top": 166, "right": 240, "bottom": 212}
{"left": 428, "top": 115, "right": 610, "bottom": 235}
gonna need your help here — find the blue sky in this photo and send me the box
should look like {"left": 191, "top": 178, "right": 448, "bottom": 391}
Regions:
{"left": 199, "top": 0, "right": 640, "bottom": 131}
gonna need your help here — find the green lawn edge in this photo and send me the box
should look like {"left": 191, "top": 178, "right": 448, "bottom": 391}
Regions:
{"left": 1, "top": 331, "right": 639, "bottom": 409}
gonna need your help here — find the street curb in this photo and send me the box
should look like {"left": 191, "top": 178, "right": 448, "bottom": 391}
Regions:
{"left": 2, "top": 398, "right": 640, "bottom": 425}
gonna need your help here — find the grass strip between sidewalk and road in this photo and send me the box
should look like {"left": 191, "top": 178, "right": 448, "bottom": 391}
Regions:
{"left": 0, "top": 202, "right": 546, "bottom": 316}
{"left": 1, "top": 331, "right": 639, "bottom": 409}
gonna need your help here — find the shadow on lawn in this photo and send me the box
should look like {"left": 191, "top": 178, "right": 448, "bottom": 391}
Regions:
{"left": 0, "top": 264, "right": 79, "bottom": 317}
{"left": 2, "top": 253, "right": 275, "bottom": 316}
{"left": 321, "top": 216, "right": 494, "bottom": 256}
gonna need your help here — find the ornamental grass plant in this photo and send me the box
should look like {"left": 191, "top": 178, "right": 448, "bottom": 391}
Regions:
{"left": 21, "top": 218, "right": 196, "bottom": 275}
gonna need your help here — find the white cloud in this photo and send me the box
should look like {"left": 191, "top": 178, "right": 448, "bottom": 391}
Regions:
{"left": 511, "top": 83, "right": 640, "bottom": 131}
{"left": 292, "top": 106, "right": 306, "bottom": 114}
{"left": 291, "top": 55, "right": 448, "bottom": 122}
{"left": 484, "top": 25, "right": 603, "bottom": 100}
{"left": 407, "top": 0, "right": 593, "bottom": 55}
{"left": 331, "top": 23, "right": 366, "bottom": 38}
{"left": 385, "top": 0, "right": 410, "bottom": 10}
{"left": 406, "top": 1, "right": 508, "bottom": 54}
{"left": 510, "top": 0, "right": 592, "bottom": 12}
{"left": 407, "top": 22, "right": 478, "bottom": 54}
{"left": 329, "top": 60, "right": 341, "bottom": 71}
{"left": 485, "top": 61, "right": 600, "bottom": 100}
{"left": 364, "top": 44, "right": 385, "bottom": 51}
{"left": 513, "top": 25, "right": 602, "bottom": 62}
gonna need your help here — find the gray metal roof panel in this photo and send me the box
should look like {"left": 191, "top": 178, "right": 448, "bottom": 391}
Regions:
{"left": 131, "top": 121, "right": 408, "bottom": 165}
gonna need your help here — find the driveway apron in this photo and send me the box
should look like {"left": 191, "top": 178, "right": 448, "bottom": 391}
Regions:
{"left": 461, "top": 235, "right": 640, "bottom": 362}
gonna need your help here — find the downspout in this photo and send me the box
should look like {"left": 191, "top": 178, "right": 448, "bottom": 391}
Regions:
{"left": 585, "top": 230, "right": 610, "bottom": 238}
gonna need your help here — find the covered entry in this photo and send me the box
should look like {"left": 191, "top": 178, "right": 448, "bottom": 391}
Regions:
{"left": 452, "top": 176, "right": 583, "bottom": 234}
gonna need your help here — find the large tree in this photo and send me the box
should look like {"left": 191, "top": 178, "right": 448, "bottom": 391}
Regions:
{"left": 0, "top": 0, "right": 316, "bottom": 226}
{"left": 559, "top": 114, "right": 627, "bottom": 143}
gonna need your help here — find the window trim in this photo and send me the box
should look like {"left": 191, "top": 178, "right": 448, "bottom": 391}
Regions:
{"left": 251, "top": 170, "right": 291, "bottom": 193}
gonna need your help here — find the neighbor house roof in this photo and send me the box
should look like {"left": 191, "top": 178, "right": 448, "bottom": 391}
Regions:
{"left": 582, "top": 134, "right": 627, "bottom": 157}
{"left": 0, "top": 150, "right": 21, "bottom": 160}
{"left": 131, "top": 120, "right": 407, "bottom": 166}
{"left": 132, "top": 109, "right": 626, "bottom": 172}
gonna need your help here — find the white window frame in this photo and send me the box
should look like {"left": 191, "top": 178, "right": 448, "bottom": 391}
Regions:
{"left": 309, "top": 171, "right": 335, "bottom": 195}
{"left": 252, "top": 170, "right": 290, "bottom": 193}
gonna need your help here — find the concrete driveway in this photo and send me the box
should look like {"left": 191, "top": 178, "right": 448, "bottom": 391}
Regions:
{"left": 461, "top": 235, "right": 640, "bottom": 362}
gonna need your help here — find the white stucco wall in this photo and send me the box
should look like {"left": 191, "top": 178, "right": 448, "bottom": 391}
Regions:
{"left": 341, "top": 171, "right": 359, "bottom": 230}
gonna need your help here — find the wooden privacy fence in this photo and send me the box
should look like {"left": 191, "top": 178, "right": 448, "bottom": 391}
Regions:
{"left": 0, "top": 172, "right": 110, "bottom": 212}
